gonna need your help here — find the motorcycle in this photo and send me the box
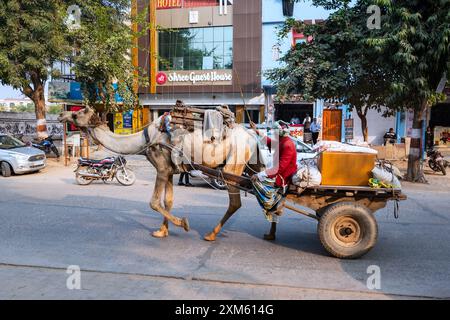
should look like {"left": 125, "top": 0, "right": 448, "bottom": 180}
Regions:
{"left": 427, "top": 149, "right": 448, "bottom": 175}
{"left": 74, "top": 156, "right": 136, "bottom": 186}
{"left": 33, "top": 135, "right": 60, "bottom": 158}
{"left": 15, "top": 133, "right": 60, "bottom": 158}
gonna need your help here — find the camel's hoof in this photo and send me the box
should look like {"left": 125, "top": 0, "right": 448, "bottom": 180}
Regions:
{"left": 182, "top": 217, "right": 190, "bottom": 232}
{"left": 263, "top": 233, "right": 276, "bottom": 241}
{"left": 152, "top": 229, "right": 169, "bottom": 238}
{"left": 204, "top": 233, "right": 216, "bottom": 242}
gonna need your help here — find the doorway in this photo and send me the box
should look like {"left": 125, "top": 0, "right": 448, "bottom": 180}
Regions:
{"left": 275, "top": 103, "right": 314, "bottom": 124}
{"left": 322, "top": 109, "right": 342, "bottom": 141}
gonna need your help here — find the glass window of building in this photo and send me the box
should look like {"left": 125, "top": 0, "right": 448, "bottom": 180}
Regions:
{"left": 158, "top": 26, "right": 233, "bottom": 71}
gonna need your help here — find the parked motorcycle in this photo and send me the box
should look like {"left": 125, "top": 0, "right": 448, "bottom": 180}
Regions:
{"left": 74, "top": 156, "right": 136, "bottom": 186}
{"left": 32, "top": 135, "right": 60, "bottom": 158}
{"left": 427, "top": 149, "right": 448, "bottom": 175}
{"left": 15, "top": 133, "right": 60, "bottom": 158}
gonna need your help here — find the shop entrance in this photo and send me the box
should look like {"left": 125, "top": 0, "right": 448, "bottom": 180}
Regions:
{"left": 430, "top": 102, "right": 450, "bottom": 145}
{"left": 274, "top": 103, "right": 314, "bottom": 124}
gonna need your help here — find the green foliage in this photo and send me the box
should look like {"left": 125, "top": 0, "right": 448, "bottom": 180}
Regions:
{"left": 368, "top": 0, "right": 450, "bottom": 112}
{"left": 47, "top": 104, "right": 64, "bottom": 114}
{"left": 0, "top": 0, "right": 71, "bottom": 101}
{"left": 268, "top": 0, "right": 393, "bottom": 117}
{"left": 0, "top": 0, "right": 149, "bottom": 117}
{"left": 10, "top": 103, "right": 34, "bottom": 113}
{"left": 269, "top": 0, "right": 450, "bottom": 115}
{"left": 67, "top": 0, "right": 149, "bottom": 113}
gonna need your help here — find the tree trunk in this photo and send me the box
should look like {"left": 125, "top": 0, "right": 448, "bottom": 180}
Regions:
{"left": 356, "top": 106, "right": 369, "bottom": 142}
{"left": 360, "top": 115, "right": 368, "bottom": 142}
{"left": 32, "top": 82, "right": 48, "bottom": 139}
{"left": 405, "top": 105, "right": 427, "bottom": 183}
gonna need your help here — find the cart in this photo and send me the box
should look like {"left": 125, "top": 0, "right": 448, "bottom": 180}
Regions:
{"left": 191, "top": 164, "right": 407, "bottom": 259}
{"left": 283, "top": 185, "right": 406, "bottom": 259}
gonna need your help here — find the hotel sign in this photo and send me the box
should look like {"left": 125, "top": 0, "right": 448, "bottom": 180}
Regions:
{"left": 157, "top": 0, "right": 182, "bottom": 10}
{"left": 156, "top": 70, "right": 233, "bottom": 86}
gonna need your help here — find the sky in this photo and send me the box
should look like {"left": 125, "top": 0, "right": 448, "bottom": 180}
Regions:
{"left": 0, "top": 85, "right": 24, "bottom": 99}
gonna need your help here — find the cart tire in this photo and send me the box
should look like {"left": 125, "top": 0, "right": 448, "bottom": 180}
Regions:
{"left": 318, "top": 202, "right": 378, "bottom": 259}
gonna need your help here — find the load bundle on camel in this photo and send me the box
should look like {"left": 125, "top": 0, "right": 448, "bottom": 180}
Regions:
{"left": 161, "top": 100, "right": 236, "bottom": 143}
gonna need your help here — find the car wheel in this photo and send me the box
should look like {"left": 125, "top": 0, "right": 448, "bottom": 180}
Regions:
{"left": 1, "top": 162, "right": 12, "bottom": 177}
{"left": 210, "top": 178, "right": 227, "bottom": 190}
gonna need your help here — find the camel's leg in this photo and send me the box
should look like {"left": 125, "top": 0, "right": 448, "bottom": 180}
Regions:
{"left": 263, "top": 222, "right": 277, "bottom": 241}
{"left": 152, "top": 218, "right": 169, "bottom": 238}
{"left": 152, "top": 175, "right": 174, "bottom": 238}
{"left": 204, "top": 185, "right": 241, "bottom": 241}
{"left": 150, "top": 174, "right": 189, "bottom": 237}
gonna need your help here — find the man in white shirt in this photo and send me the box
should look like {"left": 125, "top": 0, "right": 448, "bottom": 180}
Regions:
{"left": 310, "top": 118, "right": 321, "bottom": 145}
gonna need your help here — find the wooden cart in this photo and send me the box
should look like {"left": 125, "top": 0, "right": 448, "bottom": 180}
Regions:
{"left": 191, "top": 164, "right": 407, "bottom": 259}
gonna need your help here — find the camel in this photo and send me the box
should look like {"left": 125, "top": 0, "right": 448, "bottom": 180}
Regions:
{"left": 58, "top": 106, "right": 268, "bottom": 240}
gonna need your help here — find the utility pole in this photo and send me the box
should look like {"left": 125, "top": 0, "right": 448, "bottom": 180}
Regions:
{"left": 131, "top": 0, "right": 139, "bottom": 94}
{"left": 150, "top": 0, "right": 157, "bottom": 94}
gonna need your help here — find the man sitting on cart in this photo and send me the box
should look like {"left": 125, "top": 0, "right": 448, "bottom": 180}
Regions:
{"left": 250, "top": 120, "right": 297, "bottom": 241}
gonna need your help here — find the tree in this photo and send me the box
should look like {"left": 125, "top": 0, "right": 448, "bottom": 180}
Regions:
{"left": 0, "top": 0, "right": 71, "bottom": 138}
{"left": 67, "top": 0, "right": 149, "bottom": 118}
{"left": 267, "top": 1, "right": 394, "bottom": 142}
{"left": 368, "top": 0, "right": 450, "bottom": 182}
{"left": 0, "top": 1, "right": 148, "bottom": 137}
{"left": 268, "top": 0, "right": 449, "bottom": 182}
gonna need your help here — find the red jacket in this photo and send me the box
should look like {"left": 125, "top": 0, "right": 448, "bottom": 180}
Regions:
{"left": 265, "top": 136, "right": 297, "bottom": 187}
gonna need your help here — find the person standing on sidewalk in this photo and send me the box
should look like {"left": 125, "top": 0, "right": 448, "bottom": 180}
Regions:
{"left": 310, "top": 118, "right": 321, "bottom": 145}
{"left": 303, "top": 114, "right": 312, "bottom": 133}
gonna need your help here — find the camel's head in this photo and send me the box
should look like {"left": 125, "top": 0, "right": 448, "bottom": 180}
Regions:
{"left": 58, "top": 106, "right": 102, "bottom": 129}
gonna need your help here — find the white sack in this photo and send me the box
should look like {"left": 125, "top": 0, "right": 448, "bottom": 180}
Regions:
{"left": 292, "top": 160, "right": 322, "bottom": 187}
{"left": 372, "top": 166, "right": 401, "bottom": 188}
{"left": 314, "top": 140, "right": 378, "bottom": 154}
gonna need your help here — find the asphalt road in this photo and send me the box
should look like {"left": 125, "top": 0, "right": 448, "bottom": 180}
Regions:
{"left": 0, "top": 157, "right": 449, "bottom": 299}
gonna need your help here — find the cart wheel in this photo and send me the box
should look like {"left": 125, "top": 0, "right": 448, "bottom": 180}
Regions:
{"left": 318, "top": 202, "right": 378, "bottom": 259}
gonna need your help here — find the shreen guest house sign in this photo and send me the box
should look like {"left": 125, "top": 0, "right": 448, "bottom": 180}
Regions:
{"left": 156, "top": 70, "right": 233, "bottom": 86}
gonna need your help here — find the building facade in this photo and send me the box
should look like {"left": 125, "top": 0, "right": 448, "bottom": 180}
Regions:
{"left": 0, "top": 98, "right": 33, "bottom": 112}
{"left": 136, "top": 0, "right": 264, "bottom": 123}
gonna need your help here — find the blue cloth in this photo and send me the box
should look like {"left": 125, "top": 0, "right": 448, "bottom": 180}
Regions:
{"left": 252, "top": 178, "right": 283, "bottom": 222}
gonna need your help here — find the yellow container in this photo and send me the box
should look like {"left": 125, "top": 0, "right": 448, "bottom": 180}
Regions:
{"left": 318, "top": 152, "right": 376, "bottom": 186}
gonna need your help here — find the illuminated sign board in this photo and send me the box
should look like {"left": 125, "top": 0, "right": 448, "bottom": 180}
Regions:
{"left": 157, "top": 0, "right": 182, "bottom": 9}
{"left": 156, "top": 70, "right": 233, "bottom": 86}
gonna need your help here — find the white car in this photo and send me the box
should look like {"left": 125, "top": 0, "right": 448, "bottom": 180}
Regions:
{"left": 259, "top": 136, "right": 317, "bottom": 168}
{"left": 0, "top": 134, "right": 47, "bottom": 177}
